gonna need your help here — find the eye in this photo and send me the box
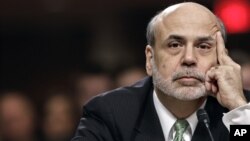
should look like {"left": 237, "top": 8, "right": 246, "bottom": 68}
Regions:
{"left": 197, "top": 43, "right": 211, "bottom": 49}
{"left": 168, "top": 41, "right": 183, "bottom": 48}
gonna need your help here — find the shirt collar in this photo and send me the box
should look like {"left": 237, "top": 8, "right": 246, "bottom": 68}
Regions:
{"left": 153, "top": 90, "right": 206, "bottom": 139}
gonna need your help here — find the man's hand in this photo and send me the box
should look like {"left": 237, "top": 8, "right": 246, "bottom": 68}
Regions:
{"left": 205, "top": 32, "right": 247, "bottom": 110}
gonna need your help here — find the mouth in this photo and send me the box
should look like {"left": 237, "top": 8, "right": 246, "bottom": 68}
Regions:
{"left": 174, "top": 76, "right": 204, "bottom": 86}
{"left": 174, "top": 76, "right": 202, "bottom": 81}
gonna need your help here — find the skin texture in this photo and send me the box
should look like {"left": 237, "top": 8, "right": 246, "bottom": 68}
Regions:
{"left": 145, "top": 2, "right": 247, "bottom": 118}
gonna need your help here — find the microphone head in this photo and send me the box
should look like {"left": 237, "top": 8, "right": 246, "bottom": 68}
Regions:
{"left": 197, "top": 109, "right": 210, "bottom": 124}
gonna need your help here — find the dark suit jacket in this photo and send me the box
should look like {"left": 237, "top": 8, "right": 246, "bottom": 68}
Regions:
{"left": 72, "top": 77, "right": 250, "bottom": 141}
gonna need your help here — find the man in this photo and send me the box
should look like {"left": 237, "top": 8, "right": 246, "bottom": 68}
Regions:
{"left": 72, "top": 2, "right": 250, "bottom": 141}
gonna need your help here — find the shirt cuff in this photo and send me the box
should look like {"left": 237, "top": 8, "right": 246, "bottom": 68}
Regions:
{"left": 222, "top": 102, "right": 250, "bottom": 131}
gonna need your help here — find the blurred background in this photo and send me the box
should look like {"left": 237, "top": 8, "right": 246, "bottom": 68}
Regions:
{"left": 0, "top": 0, "right": 250, "bottom": 141}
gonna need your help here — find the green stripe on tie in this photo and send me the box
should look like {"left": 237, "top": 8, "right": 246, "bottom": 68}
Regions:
{"left": 173, "top": 119, "right": 189, "bottom": 141}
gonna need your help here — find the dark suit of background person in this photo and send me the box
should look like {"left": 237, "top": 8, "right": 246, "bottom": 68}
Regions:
{"left": 71, "top": 77, "right": 250, "bottom": 141}
{"left": 72, "top": 2, "right": 250, "bottom": 141}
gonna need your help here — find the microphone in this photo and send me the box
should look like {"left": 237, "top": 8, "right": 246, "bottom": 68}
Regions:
{"left": 197, "top": 109, "right": 214, "bottom": 141}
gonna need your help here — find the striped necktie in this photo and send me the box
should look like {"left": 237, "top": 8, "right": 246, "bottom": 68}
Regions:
{"left": 173, "top": 119, "right": 189, "bottom": 141}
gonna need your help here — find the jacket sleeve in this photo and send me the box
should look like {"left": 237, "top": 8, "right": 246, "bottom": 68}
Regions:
{"left": 71, "top": 97, "right": 117, "bottom": 141}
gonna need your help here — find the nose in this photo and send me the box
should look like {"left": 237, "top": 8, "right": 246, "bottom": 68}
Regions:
{"left": 181, "top": 46, "right": 197, "bottom": 67}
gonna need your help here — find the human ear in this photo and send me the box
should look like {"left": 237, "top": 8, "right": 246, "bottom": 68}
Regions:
{"left": 145, "top": 45, "right": 153, "bottom": 76}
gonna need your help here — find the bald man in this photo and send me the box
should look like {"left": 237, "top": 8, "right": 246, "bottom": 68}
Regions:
{"left": 72, "top": 2, "right": 250, "bottom": 141}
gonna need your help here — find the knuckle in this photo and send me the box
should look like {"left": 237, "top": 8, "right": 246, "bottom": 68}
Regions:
{"left": 235, "top": 64, "right": 241, "bottom": 70}
{"left": 230, "top": 64, "right": 241, "bottom": 72}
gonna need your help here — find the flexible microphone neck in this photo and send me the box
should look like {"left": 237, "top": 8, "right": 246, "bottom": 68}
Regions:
{"left": 197, "top": 109, "right": 214, "bottom": 141}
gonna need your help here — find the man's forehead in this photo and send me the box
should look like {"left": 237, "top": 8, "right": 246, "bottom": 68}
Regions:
{"left": 155, "top": 18, "right": 219, "bottom": 38}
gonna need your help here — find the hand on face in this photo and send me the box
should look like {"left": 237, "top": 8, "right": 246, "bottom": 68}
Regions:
{"left": 205, "top": 32, "right": 247, "bottom": 110}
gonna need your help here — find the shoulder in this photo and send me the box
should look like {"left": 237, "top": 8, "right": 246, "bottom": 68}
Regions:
{"left": 80, "top": 76, "right": 153, "bottom": 138}
{"left": 83, "top": 76, "right": 153, "bottom": 115}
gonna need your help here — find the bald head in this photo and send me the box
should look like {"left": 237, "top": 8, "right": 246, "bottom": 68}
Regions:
{"left": 146, "top": 2, "right": 226, "bottom": 46}
{"left": 161, "top": 2, "right": 214, "bottom": 17}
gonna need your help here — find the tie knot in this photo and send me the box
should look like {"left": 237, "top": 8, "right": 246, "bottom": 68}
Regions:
{"left": 174, "top": 119, "right": 189, "bottom": 133}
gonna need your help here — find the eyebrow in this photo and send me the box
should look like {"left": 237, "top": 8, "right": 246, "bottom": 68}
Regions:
{"left": 165, "top": 34, "right": 215, "bottom": 43}
{"left": 196, "top": 36, "right": 215, "bottom": 43}
{"left": 167, "top": 35, "right": 185, "bottom": 41}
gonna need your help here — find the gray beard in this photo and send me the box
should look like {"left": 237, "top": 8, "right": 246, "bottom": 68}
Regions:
{"left": 151, "top": 60, "right": 208, "bottom": 101}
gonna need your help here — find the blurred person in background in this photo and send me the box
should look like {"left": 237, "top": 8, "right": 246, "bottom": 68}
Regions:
{"left": 42, "top": 94, "right": 79, "bottom": 141}
{"left": 0, "top": 91, "right": 39, "bottom": 141}
{"left": 115, "top": 66, "right": 146, "bottom": 87}
{"left": 230, "top": 49, "right": 250, "bottom": 90}
{"left": 72, "top": 68, "right": 114, "bottom": 107}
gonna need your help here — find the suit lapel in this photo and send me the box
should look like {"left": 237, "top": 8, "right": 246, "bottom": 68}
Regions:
{"left": 133, "top": 88, "right": 165, "bottom": 141}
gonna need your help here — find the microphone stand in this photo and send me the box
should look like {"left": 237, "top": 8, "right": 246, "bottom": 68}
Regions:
{"left": 197, "top": 109, "right": 215, "bottom": 141}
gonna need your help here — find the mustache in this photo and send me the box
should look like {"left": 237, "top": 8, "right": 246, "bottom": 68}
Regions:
{"left": 172, "top": 68, "right": 205, "bottom": 82}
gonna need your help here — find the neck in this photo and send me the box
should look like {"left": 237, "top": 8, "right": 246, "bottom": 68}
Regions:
{"left": 156, "top": 88, "right": 206, "bottom": 119}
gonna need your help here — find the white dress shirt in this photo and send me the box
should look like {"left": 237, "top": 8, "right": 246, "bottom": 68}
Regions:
{"left": 153, "top": 90, "right": 250, "bottom": 141}
{"left": 223, "top": 103, "right": 250, "bottom": 129}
